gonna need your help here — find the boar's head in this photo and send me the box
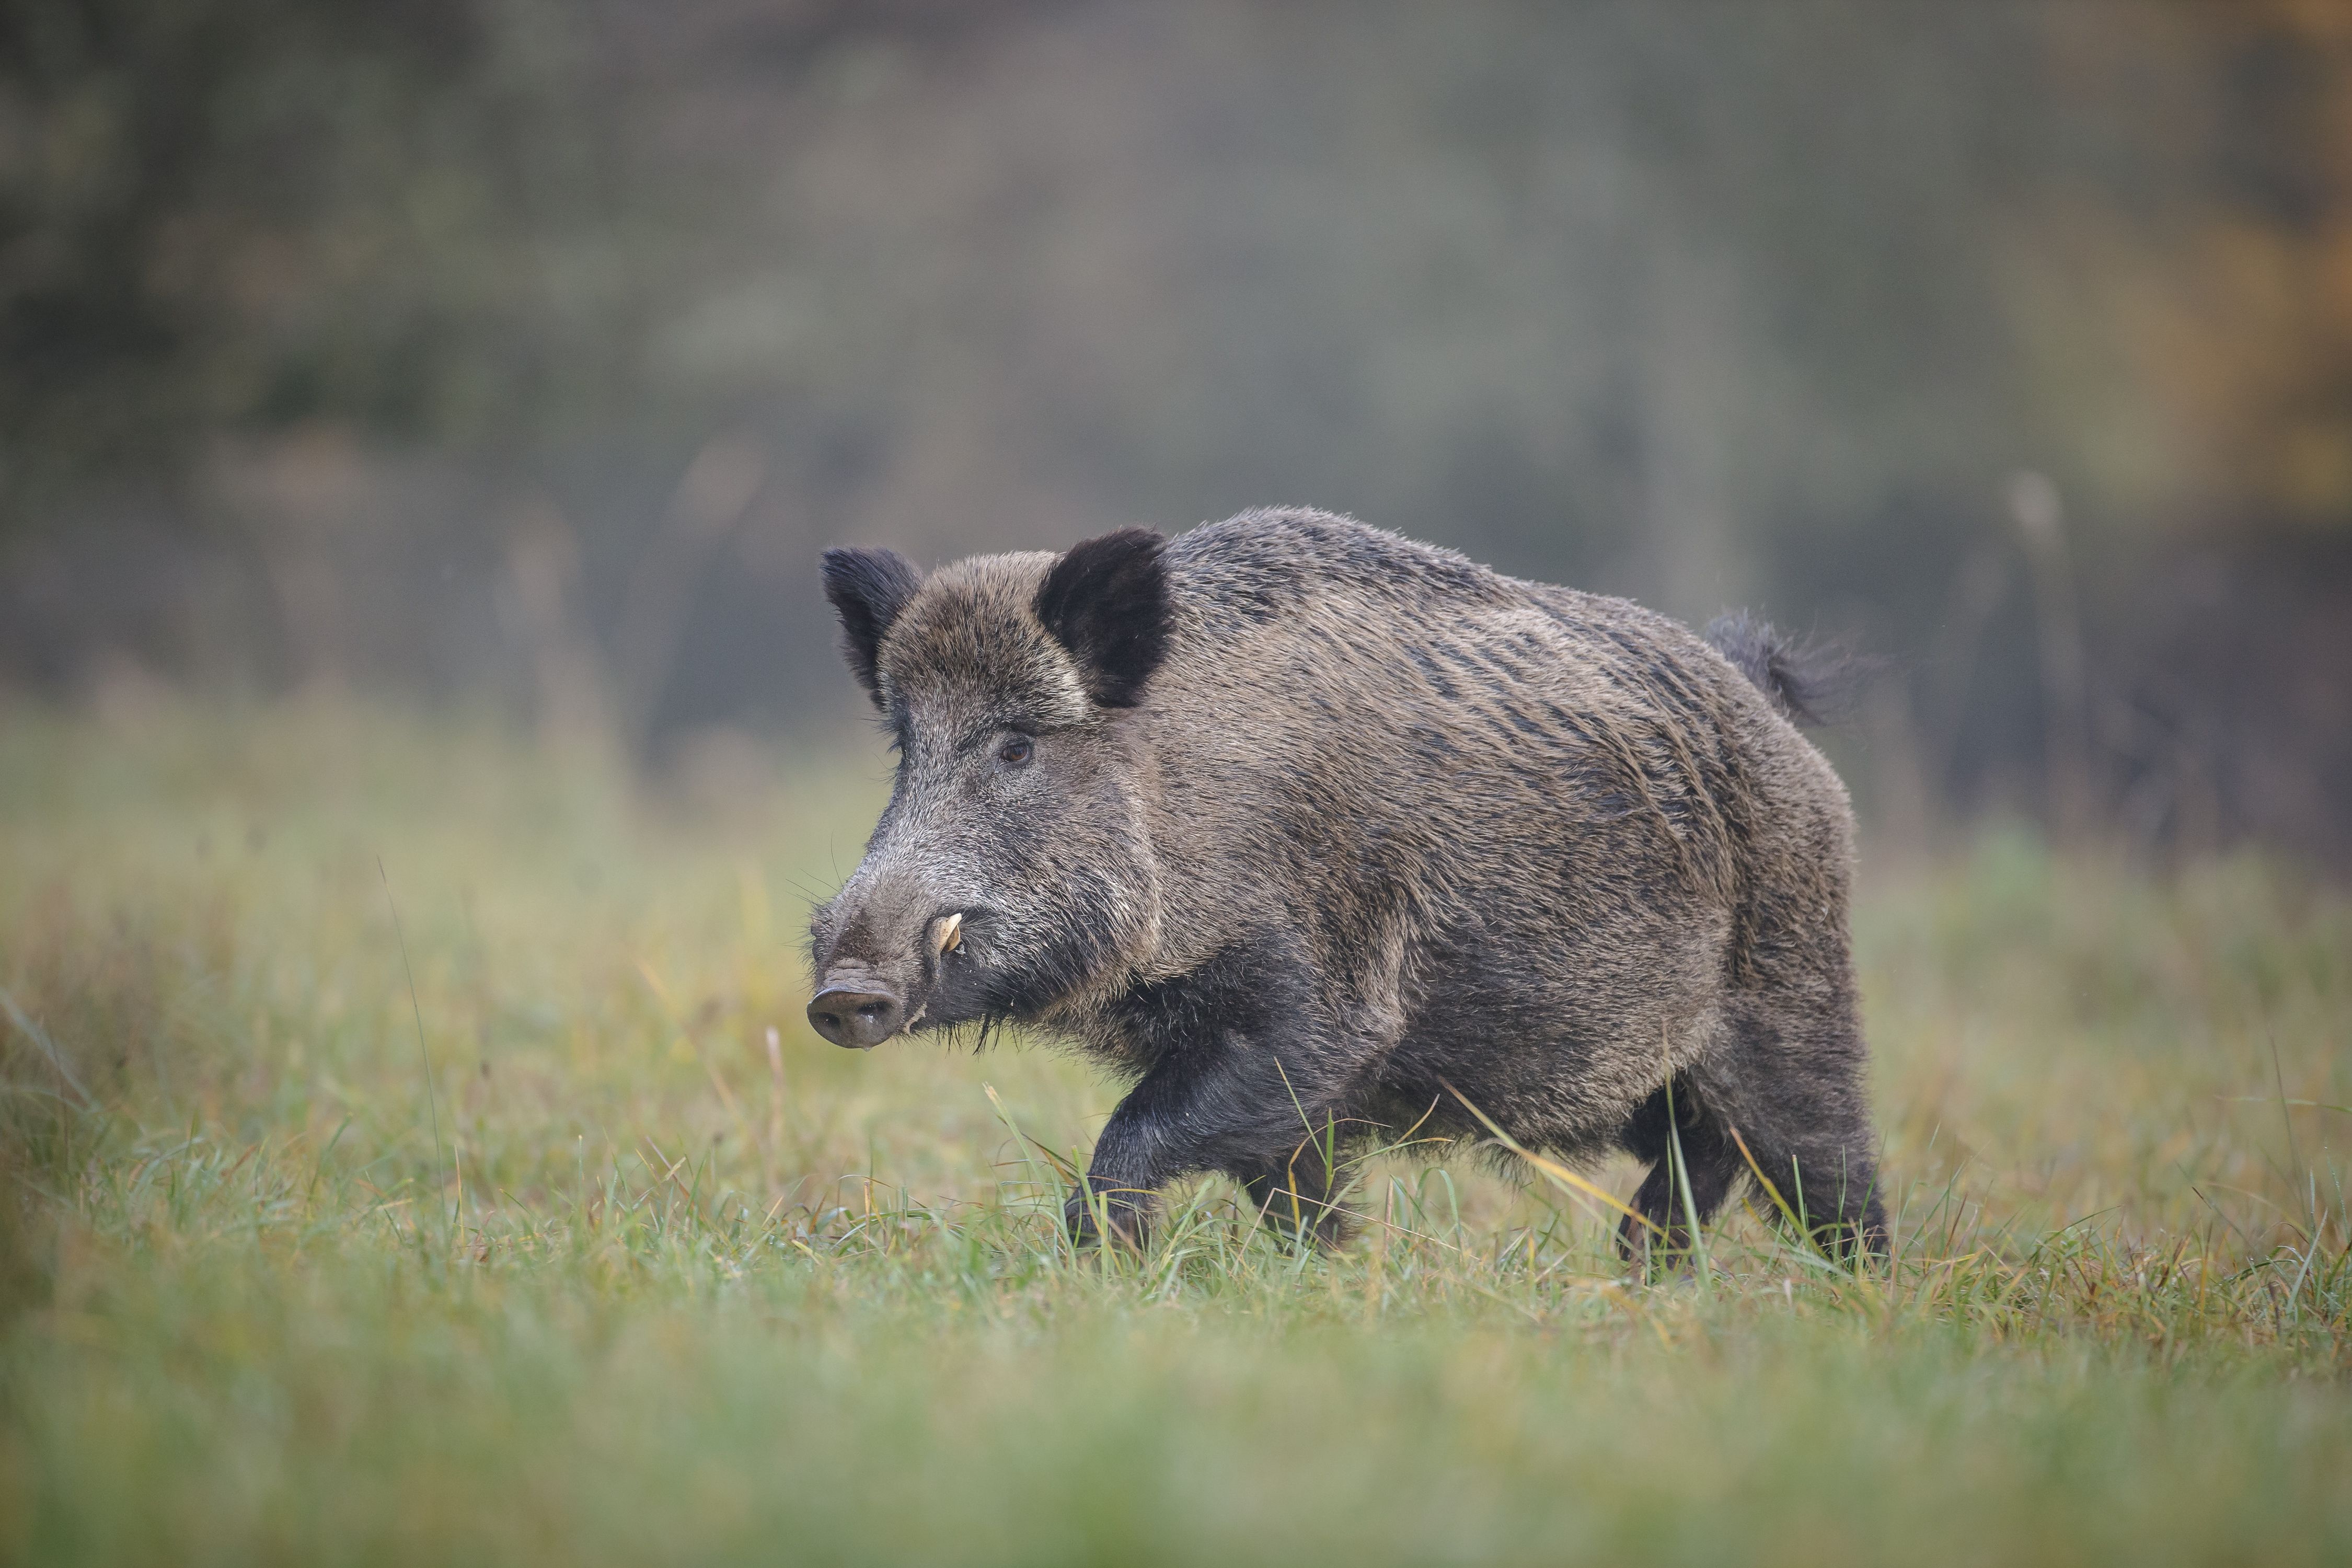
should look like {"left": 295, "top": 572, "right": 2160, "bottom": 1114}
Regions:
{"left": 805, "top": 529, "right": 1170, "bottom": 1047}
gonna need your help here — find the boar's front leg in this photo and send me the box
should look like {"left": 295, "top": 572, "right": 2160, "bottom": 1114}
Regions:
{"left": 1066, "top": 952, "right": 1363, "bottom": 1249}
{"left": 1066, "top": 1042, "right": 1358, "bottom": 1248}
{"left": 1232, "top": 1148, "right": 1351, "bottom": 1247}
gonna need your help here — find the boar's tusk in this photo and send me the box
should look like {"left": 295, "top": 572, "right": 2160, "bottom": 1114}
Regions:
{"left": 934, "top": 912, "right": 963, "bottom": 955}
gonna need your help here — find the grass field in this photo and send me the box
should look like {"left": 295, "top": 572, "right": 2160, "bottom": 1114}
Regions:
{"left": 2, "top": 698, "right": 2347, "bottom": 1566}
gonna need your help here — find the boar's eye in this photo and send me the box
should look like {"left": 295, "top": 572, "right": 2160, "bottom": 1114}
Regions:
{"left": 996, "top": 735, "right": 1034, "bottom": 768}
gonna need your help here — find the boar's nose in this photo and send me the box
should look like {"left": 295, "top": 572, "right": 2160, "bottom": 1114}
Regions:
{"left": 806, "top": 982, "right": 903, "bottom": 1049}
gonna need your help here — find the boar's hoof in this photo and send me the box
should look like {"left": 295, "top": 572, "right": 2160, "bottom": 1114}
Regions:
{"left": 806, "top": 983, "right": 903, "bottom": 1048}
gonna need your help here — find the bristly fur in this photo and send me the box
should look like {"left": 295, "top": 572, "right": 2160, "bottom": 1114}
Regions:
{"left": 1701, "top": 612, "right": 1869, "bottom": 728}
{"left": 822, "top": 546, "right": 925, "bottom": 707}
{"left": 1032, "top": 528, "right": 1171, "bottom": 708}
{"left": 809, "top": 508, "right": 1888, "bottom": 1264}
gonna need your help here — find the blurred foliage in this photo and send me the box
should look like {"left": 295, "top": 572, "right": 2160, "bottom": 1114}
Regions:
{"left": 6, "top": 0, "right": 2351, "bottom": 536}
{"left": 2084, "top": 0, "right": 2352, "bottom": 526}
{"left": 0, "top": 0, "right": 640, "bottom": 495}
{"left": 1, "top": 0, "right": 2348, "bottom": 854}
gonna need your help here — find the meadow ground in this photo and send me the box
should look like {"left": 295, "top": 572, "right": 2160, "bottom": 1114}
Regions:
{"left": 1, "top": 698, "right": 2347, "bottom": 1566}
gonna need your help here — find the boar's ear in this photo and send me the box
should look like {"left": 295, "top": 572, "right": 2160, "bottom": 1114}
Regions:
{"left": 821, "top": 546, "right": 924, "bottom": 707}
{"left": 1034, "top": 528, "right": 1170, "bottom": 708}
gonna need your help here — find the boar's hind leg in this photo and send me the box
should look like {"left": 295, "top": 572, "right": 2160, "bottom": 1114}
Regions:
{"left": 1702, "top": 1002, "right": 1889, "bottom": 1263}
{"left": 1617, "top": 1076, "right": 1746, "bottom": 1269}
{"left": 1723, "top": 1114, "right": 1887, "bottom": 1264}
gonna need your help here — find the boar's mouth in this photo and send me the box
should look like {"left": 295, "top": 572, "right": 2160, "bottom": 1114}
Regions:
{"left": 806, "top": 907, "right": 989, "bottom": 1050}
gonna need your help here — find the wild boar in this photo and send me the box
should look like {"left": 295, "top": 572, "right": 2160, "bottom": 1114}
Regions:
{"left": 806, "top": 508, "right": 1886, "bottom": 1262}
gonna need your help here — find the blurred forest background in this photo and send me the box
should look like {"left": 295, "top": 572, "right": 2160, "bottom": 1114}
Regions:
{"left": 2, "top": 0, "right": 2347, "bottom": 860}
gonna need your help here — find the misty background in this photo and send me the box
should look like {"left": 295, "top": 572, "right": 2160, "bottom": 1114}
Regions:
{"left": 2, "top": 0, "right": 2346, "bottom": 859}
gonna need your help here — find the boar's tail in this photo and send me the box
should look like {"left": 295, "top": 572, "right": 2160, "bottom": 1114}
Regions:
{"left": 1701, "top": 612, "right": 1870, "bottom": 728}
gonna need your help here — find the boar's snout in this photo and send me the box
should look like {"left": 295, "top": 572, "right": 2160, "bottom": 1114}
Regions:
{"left": 807, "top": 975, "right": 904, "bottom": 1050}
{"left": 811, "top": 860, "right": 984, "bottom": 1047}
